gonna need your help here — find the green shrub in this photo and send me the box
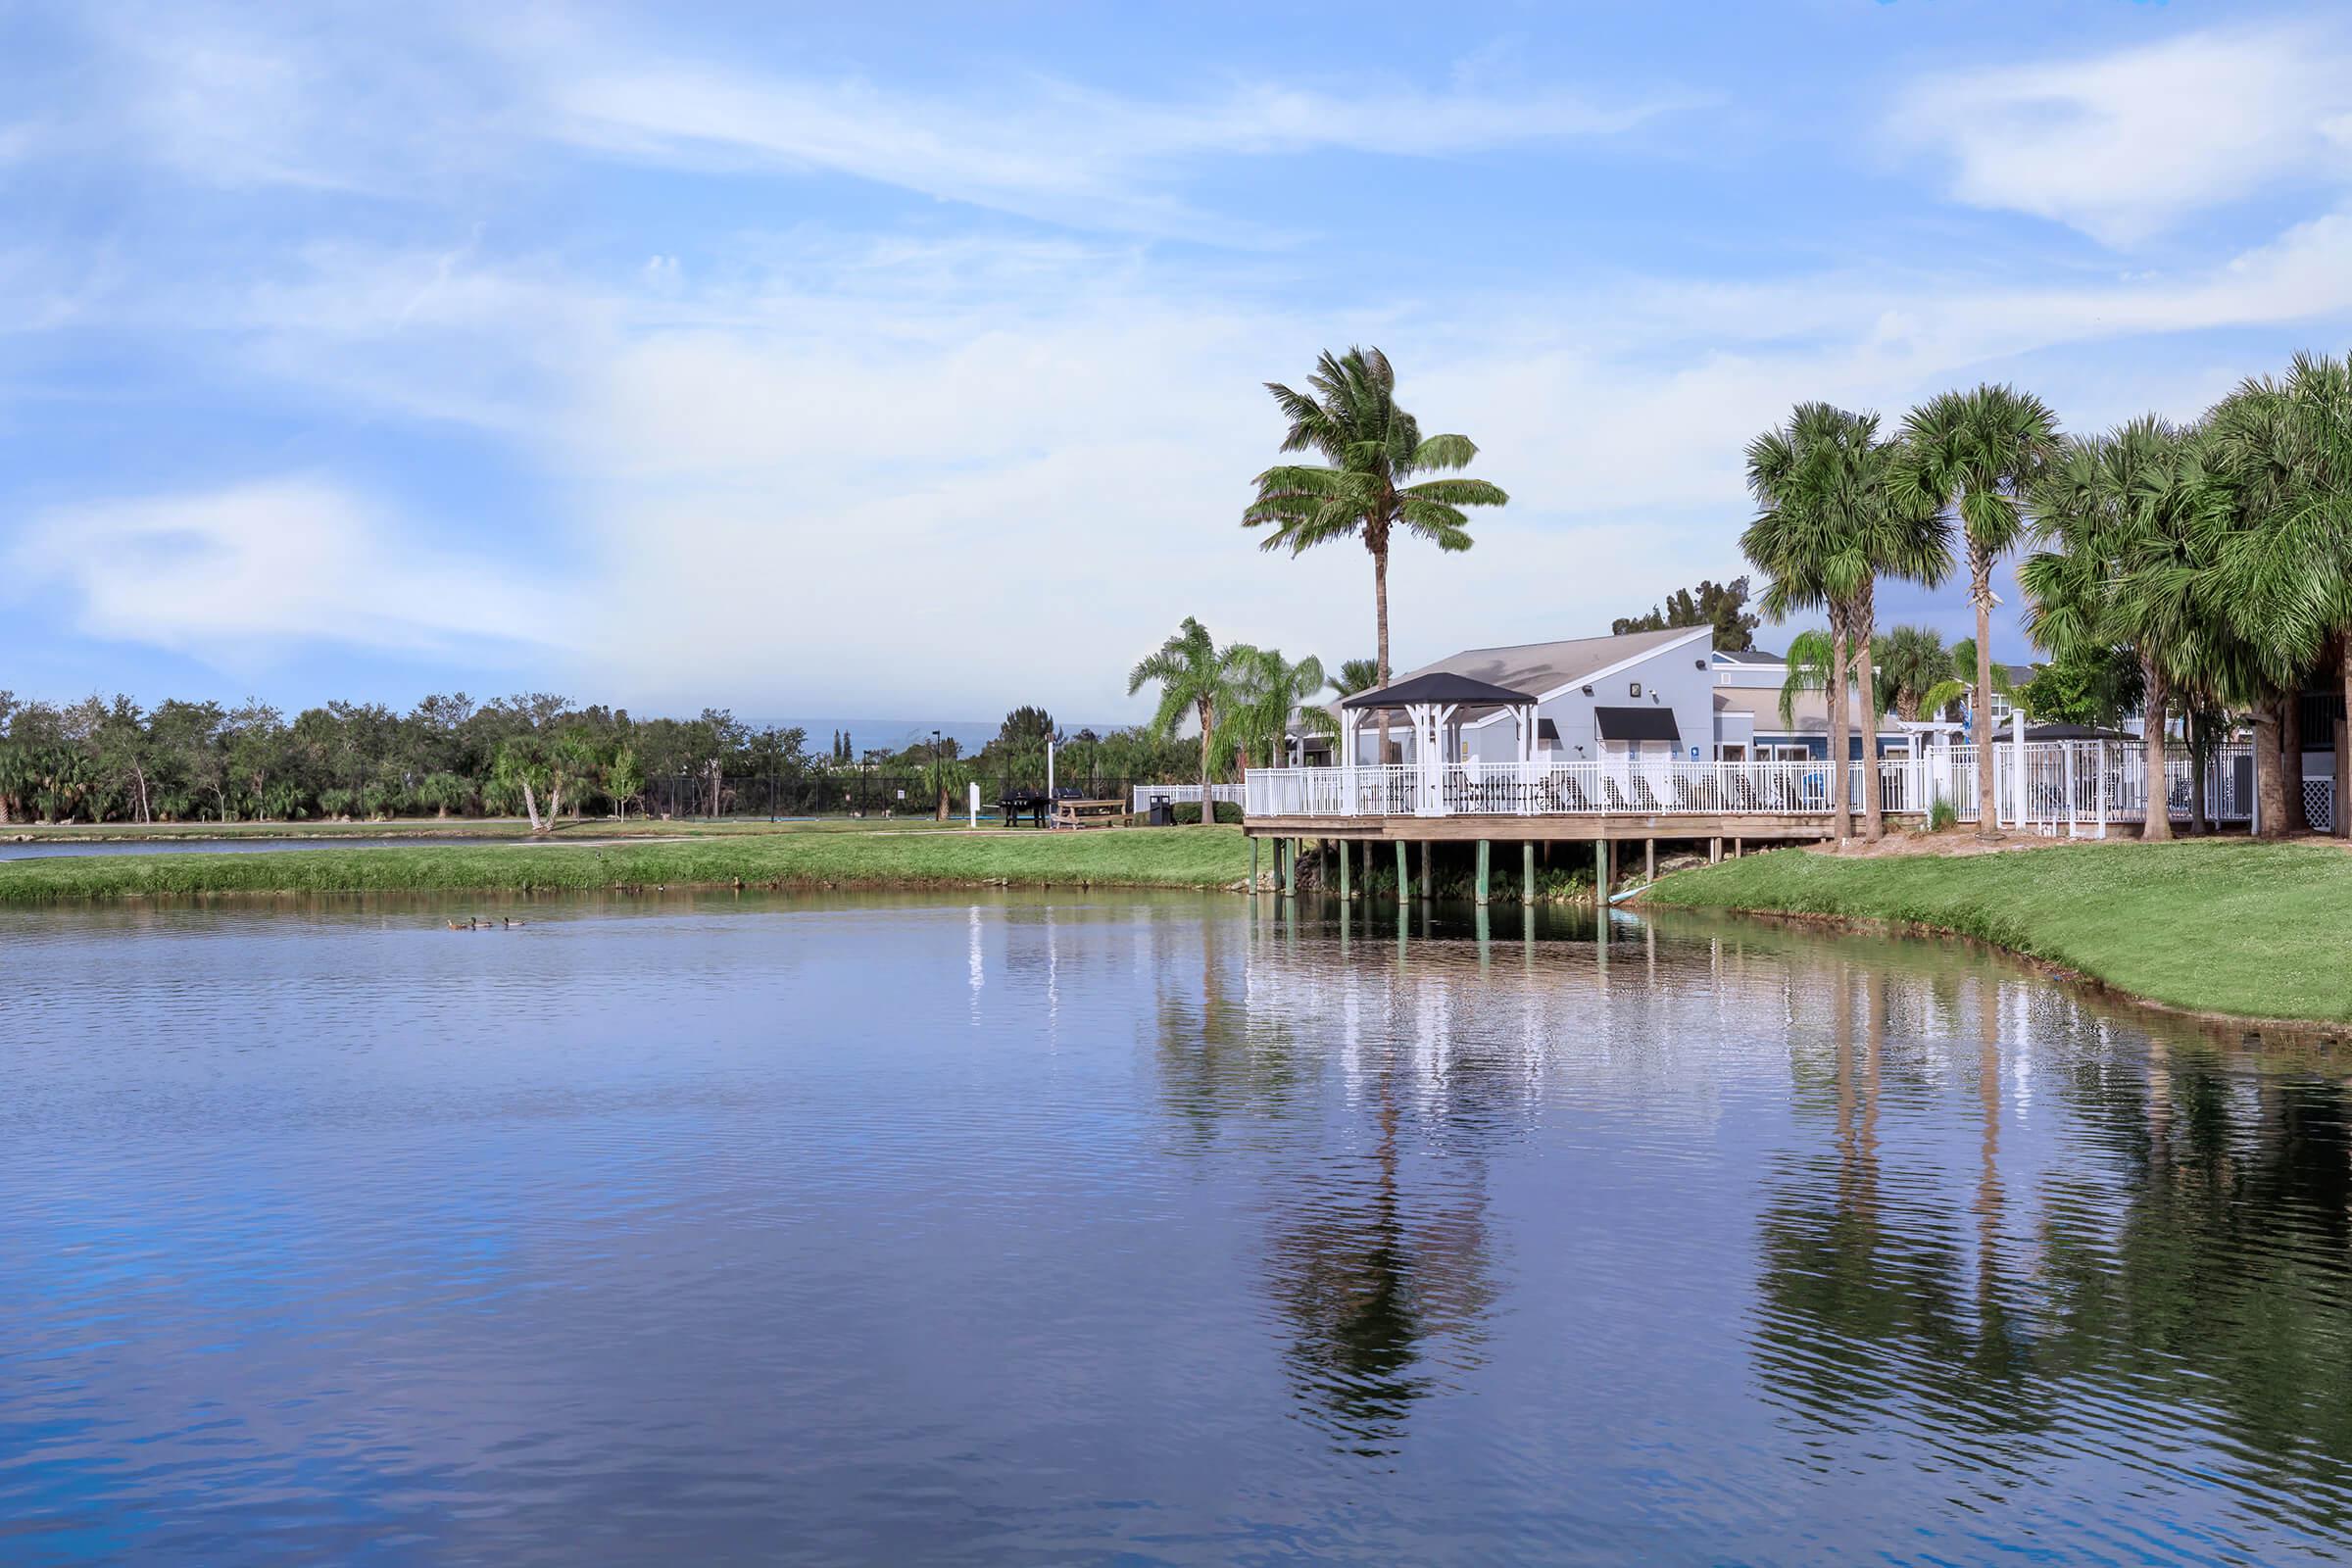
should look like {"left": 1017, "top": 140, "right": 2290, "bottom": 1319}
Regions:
{"left": 1927, "top": 793, "right": 1957, "bottom": 833}
{"left": 1170, "top": 801, "right": 1243, "bottom": 825}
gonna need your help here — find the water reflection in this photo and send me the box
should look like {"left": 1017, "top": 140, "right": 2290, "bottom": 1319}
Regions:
{"left": 6, "top": 890, "right": 2352, "bottom": 1561}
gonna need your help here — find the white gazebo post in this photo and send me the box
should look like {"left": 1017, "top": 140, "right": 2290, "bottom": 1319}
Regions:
{"left": 2094, "top": 740, "right": 2107, "bottom": 839}
{"left": 1341, "top": 708, "right": 1359, "bottom": 813}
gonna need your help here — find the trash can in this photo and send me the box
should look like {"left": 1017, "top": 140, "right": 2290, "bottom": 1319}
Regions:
{"left": 1149, "top": 795, "right": 1172, "bottom": 827}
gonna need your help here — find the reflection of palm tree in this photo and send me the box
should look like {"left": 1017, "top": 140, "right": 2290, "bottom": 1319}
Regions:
{"left": 1264, "top": 1066, "right": 1496, "bottom": 1457}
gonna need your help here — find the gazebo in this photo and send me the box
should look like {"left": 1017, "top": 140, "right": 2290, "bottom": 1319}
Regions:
{"left": 1339, "top": 671, "right": 1540, "bottom": 813}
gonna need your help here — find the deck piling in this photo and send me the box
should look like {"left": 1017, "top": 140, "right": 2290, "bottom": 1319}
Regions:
{"left": 1339, "top": 839, "right": 1351, "bottom": 902}
{"left": 1475, "top": 840, "right": 1492, "bottom": 905}
{"left": 1522, "top": 842, "right": 1535, "bottom": 905}
{"left": 1396, "top": 840, "right": 1410, "bottom": 901}
{"left": 1644, "top": 838, "right": 1655, "bottom": 884}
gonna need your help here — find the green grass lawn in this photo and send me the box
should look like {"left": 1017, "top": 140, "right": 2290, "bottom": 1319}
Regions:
{"left": 0, "top": 824, "right": 1251, "bottom": 902}
{"left": 0, "top": 813, "right": 991, "bottom": 842}
{"left": 1641, "top": 838, "right": 2352, "bottom": 1024}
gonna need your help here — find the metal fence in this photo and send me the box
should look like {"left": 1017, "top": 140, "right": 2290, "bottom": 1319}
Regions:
{"left": 1129, "top": 783, "right": 1246, "bottom": 813}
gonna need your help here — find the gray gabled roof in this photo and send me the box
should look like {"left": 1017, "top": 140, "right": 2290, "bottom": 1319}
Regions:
{"left": 1389, "top": 625, "right": 1706, "bottom": 698}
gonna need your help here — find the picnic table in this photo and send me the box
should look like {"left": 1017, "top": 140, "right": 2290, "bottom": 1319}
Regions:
{"left": 1053, "top": 798, "right": 1131, "bottom": 829}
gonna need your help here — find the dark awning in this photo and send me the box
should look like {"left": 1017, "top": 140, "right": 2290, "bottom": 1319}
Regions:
{"left": 1339, "top": 671, "right": 1534, "bottom": 710}
{"left": 1593, "top": 706, "right": 1681, "bottom": 742}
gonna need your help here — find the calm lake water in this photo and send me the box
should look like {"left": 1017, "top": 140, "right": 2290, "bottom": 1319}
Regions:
{"left": 4, "top": 892, "right": 2348, "bottom": 1564}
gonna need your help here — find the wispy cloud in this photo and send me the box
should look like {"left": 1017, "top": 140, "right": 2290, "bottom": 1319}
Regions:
{"left": 1891, "top": 24, "right": 2352, "bottom": 246}
{"left": 545, "top": 65, "right": 1687, "bottom": 239}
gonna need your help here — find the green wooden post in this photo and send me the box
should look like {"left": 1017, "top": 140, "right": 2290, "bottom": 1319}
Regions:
{"left": 1419, "top": 841, "right": 1433, "bottom": 900}
{"left": 1250, "top": 837, "right": 1260, "bottom": 891}
{"left": 1475, "top": 839, "right": 1491, "bottom": 905}
{"left": 1396, "top": 839, "right": 1410, "bottom": 901}
{"left": 1339, "top": 839, "right": 1351, "bottom": 902}
{"left": 1281, "top": 837, "right": 1296, "bottom": 899}
{"left": 1594, "top": 837, "right": 1607, "bottom": 901}
{"left": 1522, "top": 841, "right": 1535, "bottom": 905}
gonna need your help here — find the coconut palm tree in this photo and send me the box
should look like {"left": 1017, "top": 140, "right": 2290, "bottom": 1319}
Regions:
{"left": 1245, "top": 347, "right": 1508, "bottom": 690}
{"left": 1744, "top": 404, "right": 1949, "bottom": 841}
{"left": 2022, "top": 417, "right": 2217, "bottom": 841}
{"left": 1894, "top": 384, "right": 2061, "bottom": 840}
{"left": 1129, "top": 616, "right": 1250, "bottom": 821}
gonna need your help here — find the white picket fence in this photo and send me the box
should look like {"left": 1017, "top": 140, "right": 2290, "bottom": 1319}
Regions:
{"left": 1238, "top": 742, "right": 2316, "bottom": 836}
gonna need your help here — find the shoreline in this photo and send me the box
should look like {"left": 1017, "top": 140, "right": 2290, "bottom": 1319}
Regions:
{"left": 1636, "top": 837, "right": 2352, "bottom": 1029}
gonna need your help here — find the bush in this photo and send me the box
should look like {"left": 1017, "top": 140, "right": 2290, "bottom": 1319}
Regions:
{"left": 1927, "top": 793, "right": 1957, "bottom": 833}
{"left": 1169, "top": 801, "right": 1243, "bottom": 825}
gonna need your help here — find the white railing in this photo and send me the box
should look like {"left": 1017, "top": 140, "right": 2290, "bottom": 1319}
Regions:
{"left": 1242, "top": 743, "right": 2277, "bottom": 831}
{"left": 1131, "top": 783, "right": 1246, "bottom": 813}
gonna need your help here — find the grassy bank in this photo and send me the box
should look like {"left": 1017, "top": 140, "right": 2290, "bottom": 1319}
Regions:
{"left": 1, "top": 814, "right": 984, "bottom": 842}
{"left": 0, "top": 826, "right": 1251, "bottom": 903}
{"left": 1641, "top": 839, "right": 2352, "bottom": 1025}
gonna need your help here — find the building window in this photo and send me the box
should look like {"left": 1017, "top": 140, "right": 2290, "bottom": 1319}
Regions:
{"left": 1987, "top": 691, "right": 2012, "bottom": 721}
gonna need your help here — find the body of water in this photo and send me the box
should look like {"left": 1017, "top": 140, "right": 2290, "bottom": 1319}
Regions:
{"left": 4, "top": 893, "right": 2347, "bottom": 1563}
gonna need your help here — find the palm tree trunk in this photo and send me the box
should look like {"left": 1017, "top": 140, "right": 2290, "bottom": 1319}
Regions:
{"left": 2282, "top": 687, "right": 2308, "bottom": 833}
{"left": 2254, "top": 698, "right": 2286, "bottom": 840}
{"left": 1971, "top": 556, "right": 1998, "bottom": 841}
{"left": 520, "top": 778, "right": 544, "bottom": 834}
{"left": 2140, "top": 655, "right": 2171, "bottom": 842}
{"left": 1853, "top": 594, "right": 1882, "bottom": 843}
{"left": 1828, "top": 618, "right": 1851, "bottom": 842}
{"left": 1372, "top": 538, "right": 1391, "bottom": 690}
{"left": 2337, "top": 635, "right": 2351, "bottom": 840}
{"left": 1198, "top": 698, "right": 1215, "bottom": 825}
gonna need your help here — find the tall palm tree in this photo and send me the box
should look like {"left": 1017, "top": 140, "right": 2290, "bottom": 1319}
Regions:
{"left": 2022, "top": 417, "right": 2216, "bottom": 841}
{"left": 1894, "top": 384, "right": 2061, "bottom": 841}
{"left": 1129, "top": 616, "right": 1249, "bottom": 820}
{"left": 1245, "top": 347, "right": 1508, "bottom": 690}
{"left": 1744, "top": 404, "right": 1949, "bottom": 841}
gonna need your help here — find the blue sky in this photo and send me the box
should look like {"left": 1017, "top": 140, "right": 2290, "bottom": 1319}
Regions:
{"left": 6, "top": 1, "right": 2352, "bottom": 725}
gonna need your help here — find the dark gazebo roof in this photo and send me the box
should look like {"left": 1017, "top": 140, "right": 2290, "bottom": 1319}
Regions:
{"left": 1339, "top": 671, "right": 1535, "bottom": 710}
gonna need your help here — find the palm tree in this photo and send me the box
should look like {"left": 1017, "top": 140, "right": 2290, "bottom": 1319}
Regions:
{"left": 1228, "top": 649, "right": 1333, "bottom": 769}
{"left": 1329, "top": 659, "right": 1382, "bottom": 699}
{"left": 1874, "top": 625, "right": 1950, "bottom": 721}
{"left": 1894, "top": 384, "right": 2061, "bottom": 840}
{"left": 1744, "top": 403, "right": 1949, "bottom": 841}
{"left": 1245, "top": 347, "right": 1508, "bottom": 690}
{"left": 2023, "top": 418, "right": 2230, "bottom": 841}
{"left": 2206, "top": 353, "right": 2352, "bottom": 839}
{"left": 1130, "top": 616, "right": 1249, "bottom": 820}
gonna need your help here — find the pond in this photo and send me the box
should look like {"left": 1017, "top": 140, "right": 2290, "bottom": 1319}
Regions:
{"left": 3, "top": 892, "right": 2347, "bottom": 1564}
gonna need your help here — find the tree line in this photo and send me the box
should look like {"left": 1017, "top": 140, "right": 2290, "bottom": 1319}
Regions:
{"left": 0, "top": 691, "right": 1201, "bottom": 828}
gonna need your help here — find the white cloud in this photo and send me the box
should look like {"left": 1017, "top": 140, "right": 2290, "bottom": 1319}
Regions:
{"left": 10, "top": 478, "right": 567, "bottom": 665}
{"left": 1892, "top": 25, "right": 2352, "bottom": 245}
